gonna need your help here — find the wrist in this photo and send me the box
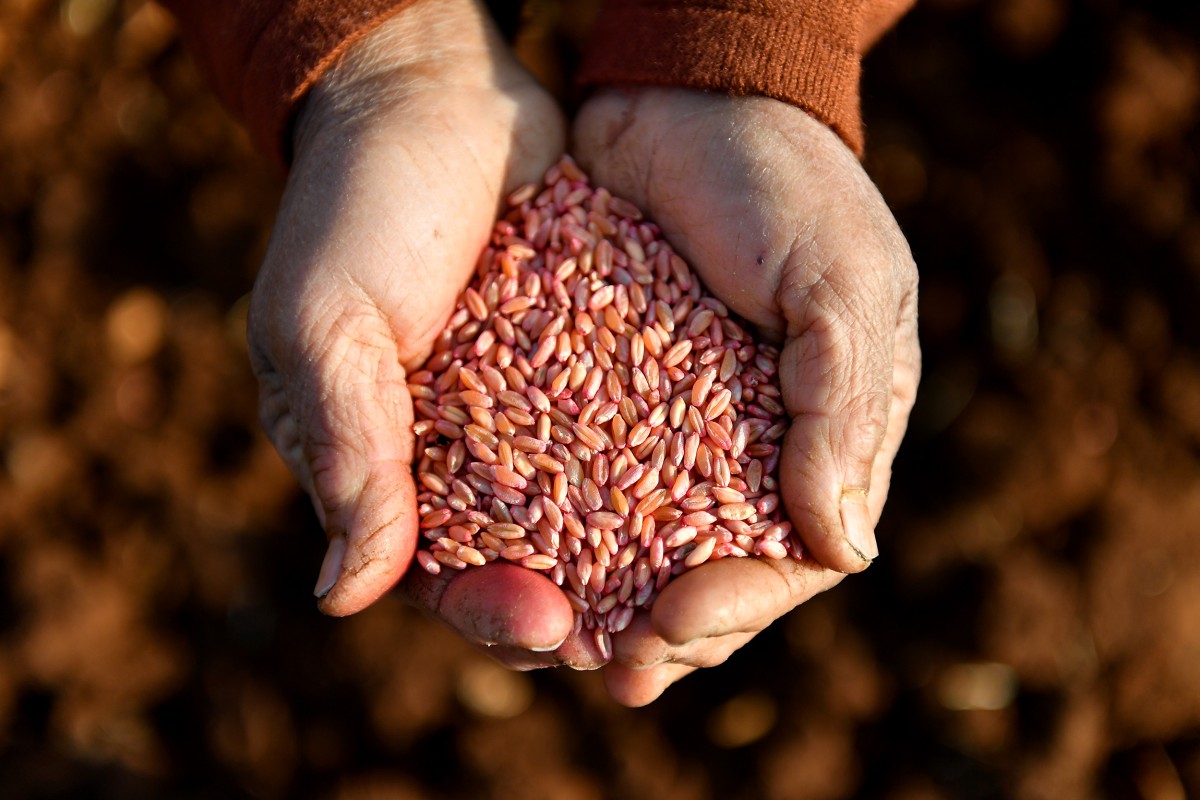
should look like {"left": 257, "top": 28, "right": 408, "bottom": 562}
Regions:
{"left": 293, "top": 0, "right": 520, "bottom": 155}
{"left": 577, "top": 87, "right": 853, "bottom": 181}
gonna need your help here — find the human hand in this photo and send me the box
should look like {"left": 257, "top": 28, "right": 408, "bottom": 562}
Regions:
{"left": 248, "top": 0, "right": 580, "bottom": 657}
{"left": 572, "top": 87, "right": 921, "bottom": 704}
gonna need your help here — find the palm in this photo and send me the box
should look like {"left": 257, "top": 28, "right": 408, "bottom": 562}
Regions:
{"left": 573, "top": 88, "right": 920, "bottom": 704}
{"left": 248, "top": 5, "right": 578, "bottom": 656}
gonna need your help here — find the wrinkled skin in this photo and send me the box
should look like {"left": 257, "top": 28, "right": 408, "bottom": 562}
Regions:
{"left": 572, "top": 88, "right": 921, "bottom": 704}
{"left": 249, "top": 0, "right": 577, "bottom": 650}
{"left": 247, "top": 0, "right": 920, "bottom": 705}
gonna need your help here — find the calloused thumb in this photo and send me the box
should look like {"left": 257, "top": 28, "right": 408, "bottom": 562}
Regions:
{"left": 258, "top": 306, "right": 420, "bottom": 617}
{"left": 777, "top": 283, "right": 895, "bottom": 574}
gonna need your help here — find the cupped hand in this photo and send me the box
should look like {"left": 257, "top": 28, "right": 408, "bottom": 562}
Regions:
{"left": 572, "top": 88, "right": 921, "bottom": 705}
{"left": 248, "top": 0, "right": 579, "bottom": 659}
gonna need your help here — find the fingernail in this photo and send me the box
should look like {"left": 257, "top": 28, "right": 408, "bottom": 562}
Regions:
{"left": 528, "top": 637, "right": 568, "bottom": 653}
{"left": 314, "top": 535, "right": 346, "bottom": 598}
{"left": 840, "top": 492, "right": 878, "bottom": 561}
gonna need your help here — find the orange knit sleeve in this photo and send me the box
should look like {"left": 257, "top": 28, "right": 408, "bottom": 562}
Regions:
{"left": 159, "top": 0, "right": 914, "bottom": 163}
{"left": 576, "top": 0, "right": 916, "bottom": 155}
{"left": 159, "top": 0, "right": 419, "bottom": 165}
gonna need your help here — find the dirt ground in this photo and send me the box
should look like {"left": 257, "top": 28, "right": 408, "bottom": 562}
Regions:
{"left": 1, "top": 1, "right": 1199, "bottom": 798}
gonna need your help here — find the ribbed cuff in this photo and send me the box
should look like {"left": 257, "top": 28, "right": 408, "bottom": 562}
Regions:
{"left": 578, "top": 0, "right": 866, "bottom": 154}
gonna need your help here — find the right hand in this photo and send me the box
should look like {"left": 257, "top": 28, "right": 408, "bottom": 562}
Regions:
{"left": 247, "top": 0, "right": 590, "bottom": 666}
{"left": 572, "top": 87, "right": 922, "bottom": 704}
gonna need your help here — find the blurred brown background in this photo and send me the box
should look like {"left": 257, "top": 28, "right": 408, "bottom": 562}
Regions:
{"left": 1, "top": 0, "right": 1199, "bottom": 798}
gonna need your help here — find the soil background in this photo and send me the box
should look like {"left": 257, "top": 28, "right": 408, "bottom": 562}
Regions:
{"left": 2, "top": 1, "right": 1199, "bottom": 798}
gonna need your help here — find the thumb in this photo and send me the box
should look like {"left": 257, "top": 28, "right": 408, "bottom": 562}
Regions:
{"left": 778, "top": 272, "right": 896, "bottom": 574}
{"left": 256, "top": 301, "right": 419, "bottom": 617}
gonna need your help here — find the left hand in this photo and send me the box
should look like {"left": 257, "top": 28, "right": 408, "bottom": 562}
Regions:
{"left": 247, "top": 0, "right": 581, "bottom": 659}
{"left": 572, "top": 87, "right": 921, "bottom": 705}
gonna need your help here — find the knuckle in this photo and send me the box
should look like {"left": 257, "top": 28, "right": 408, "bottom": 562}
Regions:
{"left": 843, "top": 389, "right": 891, "bottom": 462}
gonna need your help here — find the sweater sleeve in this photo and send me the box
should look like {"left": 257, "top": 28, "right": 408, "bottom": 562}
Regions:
{"left": 159, "top": 0, "right": 419, "bottom": 165}
{"left": 576, "top": 0, "right": 915, "bottom": 155}
{"left": 159, "top": 0, "right": 914, "bottom": 163}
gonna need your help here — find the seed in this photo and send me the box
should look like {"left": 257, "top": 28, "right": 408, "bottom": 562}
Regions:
{"left": 746, "top": 459, "right": 764, "bottom": 492}
{"left": 501, "top": 543, "right": 536, "bottom": 561}
{"left": 434, "top": 420, "right": 464, "bottom": 439}
{"left": 731, "top": 421, "right": 750, "bottom": 458}
{"left": 586, "top": 511, "right": 625, "bottom": 530}
{"left": 763, "top": 523, "right": 789, "bottom": 541}
{"left": 662, "top": 339, "right": 693, "bottom": 368}
{"left": 572, "top": 422, "right": 607, "bottom": 451}
{"left": 521, "top": 554, "right": 558, "bottom": 571}
{"left": 410, "top": 157, "right": 788, "bottom": 632}
{"left": 719, "top": 348, "right": 737, "bottom": 383}
{"left": 685, "top": 309, "right": 711, "bottom": 338}
{"left": 460, "top": 389, "right": 493, "bottom": 408}
{"left": 496, "top": 390, "right": 530, "bottom": 411}
{"left": 682, "top": 511, "right": 718, "bottom": 527}
{"left": 416, "top": 550, "right": 441, "bottom": 575}
{"left": 608, "top": 196, "right": 643, "bottom": 220}
{"left": 444, "top": 522, "right": 473, "bottom": 543}
{"left": 706, "top": 419, "right": 733, "bottom": 450}
{"left": 615, "top": 463, "right": 646, "bottom": 491}
{"left": 755, "top": 539, "right": 788, "bottom": 559}
{"left": 418, "top": 473, "right": 448, "bottom": 495}
{"left": 457, "top": 546, "right": 487, "bottom": 566}
{"left": 609, "top": 605, "right": 635, "bottom": 633}
{"left": 434, "top": 550, "right": 468, "bottom": 570}
{"left": 712, "top": 486, "right": 746, "bottom": 504}
{"left": 595, "top": 627, "right": 613, "bottom": 661}
{"left": 758, "top": 394, "right": 785, "bottom": 416}
{"left": 464, "top": 424, "right": 499, "bottom": 448}
{"left": 691, "top": 369, "right": 716, "bottom": 407}
{"left": 634, "top": 488, "right": 669, "bottom": 516}
{"left": 512, "top": 435, "right": 547, "bottom": 454}
{"left": 525, "top": 385, "right": 552, "bottom": 413}
{"left": 529, "top": 453, "right": 566, "bottom": 474}
{"left": 487, "top": 522, "right": 526, "bottom": 539}
{"left": 420, "top": 508, "right": 453, "bottom": 529}
{"left": 704, "top": 389, "right": 732, "bottom": 421}
{"left": 632, "top": 467, "right": 660, "bottom": 498}
{"left": 491, "top": 465, "right": 527, "bottom": 489}
{"left": 670, "top": 471, "right": 691, "bottom": 502}
{"left": 663, "top": 526, "right": 698, "bottom": 548}
{"left": 647, "top": 402, "right": 669, "bottom": 427}
{"left": 684, "top": 536, "right": 718, "bottom": 567}
{"left": 717, "top": 502, "right": 756, "bottom": 521}
{"left": 627, "top": 420, "right": 652, "bottom": 448}
{"left": 669, "top": 395, "right": 687, "bottom": 428}
{"left": 713, "top": 454, "right": 732, "bottom": 487}
{"left": 611, "top": 486, "right": 630, "bottom": 516}
{"left": 507, "top": 408, "right": 536, "bottom": 427}
{"left": 583, "top": 478, "right": 604, "bottom": 511}
{"left": 464, "top": 287, "right": 490, "bottom": 320}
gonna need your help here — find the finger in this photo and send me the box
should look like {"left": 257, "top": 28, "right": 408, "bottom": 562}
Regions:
{"left": 612, "top": 611, "right": 758, "bottom": 669}
{"left": 868, "top": 290, "right": 922, "bottom": 522}
{"left": 469, "top": 643, "right": 563, "bottom": 672}
{"left": 553, "top": 629, "right": 610, "bottom": 670}
{"left": 256, "top": 299, "right": 421, "bottom": 617}
{"left": 460, "top": 626, "right": 608, "bottom": 672}
{"left": 648, "top": 556, "right": 846, "bottom": 646}
{"left": 603, "top": 660, "right": 696, "bottom": 707}
{"left": 255, "top": 367, "right": 327, "bottom": 528}
{"left": 777, "top": 248, "right": 901, "bottom": 573}
{"left": 400, "top": 562, "right": 574, "bottom": 653}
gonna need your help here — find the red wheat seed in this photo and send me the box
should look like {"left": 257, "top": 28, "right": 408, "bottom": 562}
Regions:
{"left": 410, "top": 156, "right": 799, "bottom": 648}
